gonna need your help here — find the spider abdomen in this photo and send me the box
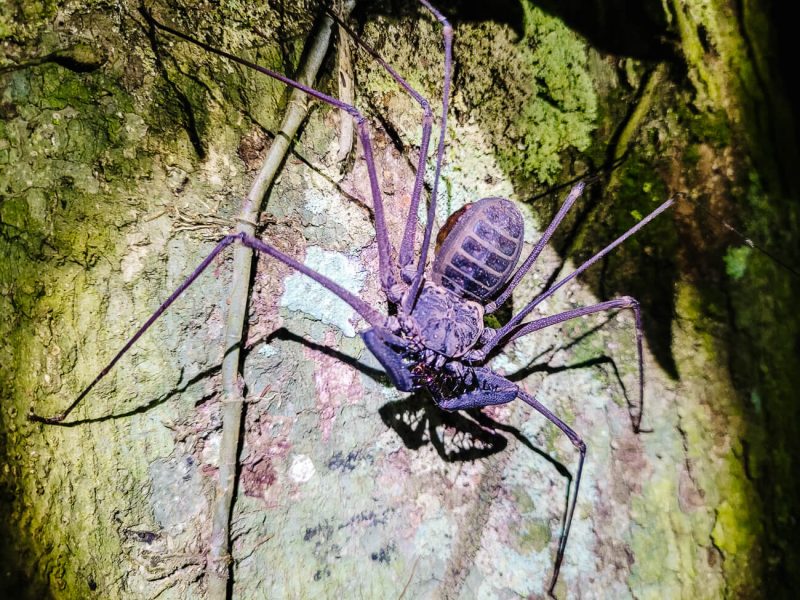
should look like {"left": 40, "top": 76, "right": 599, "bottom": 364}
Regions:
{"left": 432, "top": 198, "right": 524, "bottom": 301}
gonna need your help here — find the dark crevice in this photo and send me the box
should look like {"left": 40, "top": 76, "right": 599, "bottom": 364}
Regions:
{"left": 140, "top": 8, "right": 207, "bottom": 159}
{"left": 367, "top": 101, "right": 407, "bottom": 158}
{"left": 604, "top": 66, "right": 659, "bottom": 170}
{"left": 48, "top": 47, "right": 107, "bottom": 73}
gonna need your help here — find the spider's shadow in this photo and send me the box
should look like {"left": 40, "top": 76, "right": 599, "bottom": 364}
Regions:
{"left": 377, "top": 392, "right": 569, "bottom": 477}
{"left": 260, "top": 327, "right": 573, "bottom": 474}
{"left": 261, "top": 319, "right": 639, "bottom": 465}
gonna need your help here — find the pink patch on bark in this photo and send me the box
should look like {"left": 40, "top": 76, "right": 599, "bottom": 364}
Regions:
{"left": 340, "top": 127, "right": 418, "bottom": 249}
{"left": 241, "top": 457, "right": 277, "bottom": 498}
{"left": 306, "top": 330, "right": 364, "bottom": 441}
{"left": 245, "top": 221, "right": 306, "bottom": 347}
{"left": 240, "top": 415, "right": 295, "bottom": 505}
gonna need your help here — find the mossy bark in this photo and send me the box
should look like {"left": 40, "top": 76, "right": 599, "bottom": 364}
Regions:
{"left": 2, "top": 0, "right": 796, "bottom": 598}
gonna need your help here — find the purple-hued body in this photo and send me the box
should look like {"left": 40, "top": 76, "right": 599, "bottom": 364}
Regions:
{"left": 33, "top": 5, "right": 677, "bottom": 595}
{"left": 433, "top": 198, "right": 524, "bottom": 301}
{"left": 374, "top": 199, "right": 524, "bottom": 373}
{"left": 409, "top": 283, "right": 484, "bottom": 357}
{"left": 362, "top": 200, "right": 523, "bottom": 400}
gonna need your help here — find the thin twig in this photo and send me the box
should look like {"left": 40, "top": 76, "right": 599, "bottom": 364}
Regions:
{"left": 206, "top": 3, "right": 356, "bottom": 598}
{"left": 335, "top": 0, "right": 355, "bottom": 164}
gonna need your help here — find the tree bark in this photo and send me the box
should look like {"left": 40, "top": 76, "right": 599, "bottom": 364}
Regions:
{"left": 1, "top": 1, "right": 797, "bottom": 598}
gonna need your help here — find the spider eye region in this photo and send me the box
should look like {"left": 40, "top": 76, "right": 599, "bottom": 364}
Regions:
{"left": 411, "top": 283, "right": 483, "bottom": 357}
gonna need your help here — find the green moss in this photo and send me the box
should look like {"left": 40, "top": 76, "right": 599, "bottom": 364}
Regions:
{"left": 683, "top": 107, "right": 732, "bottom": 148}
{"left": 507, "top": 2, "right": 597, "bottom": 185}
{"left": 511, "top": 485, "right": 535, "bottom": 513}
{"left": 611, "top": 65, "right": 665, "bottom": 165}
{"left": 683, "top": 143, "right": 701, "bottom": 167}
{"left": 516, "top": 518, "right": 551, "bottom": 554}
{"left": 0, "top": 5, "right": 272, "bottom": 597}
{"left": 674, "top": 283, "right": 717, "bottom": 357}
{"left": 712, "top": 496, "right": 757, "bottom": 556}
{"left": 450, "top": 1, "right": 597, "bottom": 191}
{"left": 669, "top": 0, "right": 722, "bottom": 109}
{"left": 629, "top": 478, "right": 681, "bottom": 585}
{"left": 483, "top": 313, "right": 504, "bottom": 330}
{"left": 709, "top": 454, "right": 764, "bottom": 592}
{"left": 723, "top": 245, "right": 751, "bottom": 279}
{"left": 0, "top": 0, "right": 58, "bottom": 42}
{"left": 564, "top": 318, "right": 608, "bottom": 364}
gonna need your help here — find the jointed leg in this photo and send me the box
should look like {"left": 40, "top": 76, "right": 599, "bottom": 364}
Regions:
{"left": 323, "top": 6, "right": 434, "bottom": 284}
{"left": 482, "top": 197, "right": 674, "bottom": 355}
{"left": 435, "top": 371, "right": 585, "bottom": 595}
{"left": 405, "top": 1, "right": 453, "bottom": 308}
{"left": 517, "top": 389, "right": 586, "bottom": 597}
{"left": 486, "top": 182, "right": 586, "bottom": 314}
{"left": 141, "top": 8, "right": 399, "bottom": 295}
{"left": 239, "top": 233, "right": 386, "bottom": 326}
{"left": 480, "top": 297, "right": 646, "bottom": 432}
{"left": 333, "top": 1, "right": 454, "bottom": 294}
{"left": 29, "top": 233, "right": 386, "bottom": 424}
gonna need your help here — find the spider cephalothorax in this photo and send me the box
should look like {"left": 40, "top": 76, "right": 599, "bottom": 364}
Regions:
{"left": 364, "top": 197, "right": 526, "bottom": 405}
{"left": 32, "top": 2, "right": 675, "bottom": 595}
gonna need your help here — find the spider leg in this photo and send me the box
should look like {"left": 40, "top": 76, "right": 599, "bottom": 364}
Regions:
{"left": 474, "top": 297, "right": 646, "bottom": 432}
{"left": 481, "top": 196, "right": 674, "bottom": 356}
{"left": 404, "top": 1, "right": 453, "bottom": 309}
{"left": 516, "top": 388, "right": 586, "bottom": 598}
{"left": 435, "top": 367, "right": 517, "bottom": 410}
{"left": 435, "top": 370, "right": 585, "bottom": 596}
{"left": 29, "top": 232, "right": 386, "bottom": 424}
{"left": 361, "top": 328, "right": 415, "bottom": 392}
{"left": 323, "top": 6, "right": 433, "bottom": 286}
{"left": 239, "top": 233, "right": 385, "bottom": 326}
{"left": 486, "top": 182, "right": 586, "bottom": 314}
{"left": 141, "top": 8, "right": 399, "bottom": 296}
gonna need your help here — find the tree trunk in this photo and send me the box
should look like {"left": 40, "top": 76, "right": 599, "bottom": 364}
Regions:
{"left": 1, "top": 1, "right": 797, "bottom": 598}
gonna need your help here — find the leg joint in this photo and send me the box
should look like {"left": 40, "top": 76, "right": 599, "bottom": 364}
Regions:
{"left": 620, "top": 295, "right": 640, "bottom": 310}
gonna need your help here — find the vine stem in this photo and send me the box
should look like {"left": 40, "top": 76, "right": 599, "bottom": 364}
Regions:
{"left": 207, "top": 3, "right": 355, "bottom": 597}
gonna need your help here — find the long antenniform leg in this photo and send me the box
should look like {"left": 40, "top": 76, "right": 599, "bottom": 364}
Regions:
{"left": 29, "top": 233, "right": 386, "bottom": 424}
{"left": 328, "top": 2, "right": 453, "bottom": 296}
{"left": 139, "top": 8, "right": 401, "bottom": 295}
{"left": 405, "top": 1, "right": 453, "bottom": 309}
{"left": 480, "top": 196, "right": 675, "bottom": 357}
{"left": 324, "top": 5, "right": 434, "bottom": 286}
{"left": 145, "top": 2, "right": 452, "bottom": 302}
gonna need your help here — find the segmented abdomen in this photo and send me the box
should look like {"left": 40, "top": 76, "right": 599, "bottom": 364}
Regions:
{"left": 432, "top": 198, "right": 524, "bottom": 301}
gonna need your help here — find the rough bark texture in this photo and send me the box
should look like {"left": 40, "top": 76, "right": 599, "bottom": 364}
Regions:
{"left": 1, "top": 1, "right": 797, "bottom": 599}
